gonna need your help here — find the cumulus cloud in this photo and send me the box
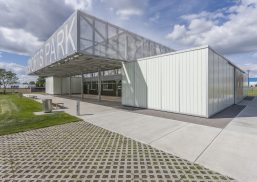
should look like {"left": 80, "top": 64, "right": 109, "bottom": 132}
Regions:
{"left": 166, "top": 0, "right": 257, "bottom": 55}
{"left": 64, "top": 0, "right": 92, "bottom": 10}
{"left": 0, "top": 27, "right": 42, "bottom": 55}
{"left": 0, "top": 0, "right": 91, "bottom": 55}
{"left": 102, "top": 0, "right": 148, "bottom": 20}
{"left": 0, "top": 61, "right": 36, "bottom": 83}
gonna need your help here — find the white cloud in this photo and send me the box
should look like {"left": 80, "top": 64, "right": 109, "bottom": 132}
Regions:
{"left": 0, "top": 51, "right": 2, "bottom": 58}
{"left": 116, "top": 9, "right": 143, "bottom": 20}
{"left": 0, "top": 61, "right": 36, "bottom": 83}
{"left": 0, "top": 0, "right": 91, "bottom": 55}
{"left": 64, "top": 0, "right": 92, "bottom": 10}
{"left": 102, "top": 0, "right": 148, "bottom": 20}
{"left": 0, "top": 27, "right": 42, "bottom": 55}
{"left": 167, "top": 0, "right": 257, "bottom": 55}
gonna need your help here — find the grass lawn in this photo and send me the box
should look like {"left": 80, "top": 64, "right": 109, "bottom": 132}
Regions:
{"left": 248, "top": 88, "right": 257, "bottom": 96}
{"left": 0, "top": 94, "right": 80, "bottom": 136}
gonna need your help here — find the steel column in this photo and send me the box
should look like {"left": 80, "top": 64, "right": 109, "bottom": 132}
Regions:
{"left": 60, "top": 77, "right": 63, "bottom": 95}
{"left": 98, "top": 69, "right": 101, "bottom": 101}
{"left": 81, "top": 73, "right": 84, "bottom": 99}
{"left": 69, "top": 76, "right": 72, "bottom": 97}
{"left": 116, "top": 80, "right": 119, "bottom": 96}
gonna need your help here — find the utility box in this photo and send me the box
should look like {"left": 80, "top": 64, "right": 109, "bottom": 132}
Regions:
{"left": 42, "top": 99, "right": 52, "bottom": 113}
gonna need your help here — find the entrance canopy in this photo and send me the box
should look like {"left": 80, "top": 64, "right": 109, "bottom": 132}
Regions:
{"left": 28, "top": 10, "right": 173, "bottom": 77}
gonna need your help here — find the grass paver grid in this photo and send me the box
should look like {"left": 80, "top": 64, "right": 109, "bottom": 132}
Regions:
{"left": 0, "top": 121, "right": 233, "bottom": 181}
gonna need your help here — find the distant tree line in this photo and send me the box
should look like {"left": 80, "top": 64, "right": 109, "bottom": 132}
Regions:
{"left": 22, "top": 77, "right": 45, "bottom": 87}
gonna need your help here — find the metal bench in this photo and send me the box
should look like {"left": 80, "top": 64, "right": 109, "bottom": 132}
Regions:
{"left": 52, "top": 102, "right": 64, "bottom": 109}
{"left": 28, "top": 95, "right": 38, "bottom": 99}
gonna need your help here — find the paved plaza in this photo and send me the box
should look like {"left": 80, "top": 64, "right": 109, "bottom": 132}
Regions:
{"left": 0, "top": 121, "right": 233, "bottom": 181}
{"left": 2, "top": 94, "right": 257, "bottom": 181}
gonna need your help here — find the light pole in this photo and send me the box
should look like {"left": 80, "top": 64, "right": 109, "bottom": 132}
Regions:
{"left": 247, "top": 70, "right": 250, "bottom": 88}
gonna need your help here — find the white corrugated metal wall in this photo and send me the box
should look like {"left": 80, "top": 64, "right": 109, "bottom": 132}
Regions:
{"left": 122, "top": 46, "right": 247, "bottom": 118}
{"left": 122, "top": 46, "right": 208, "bottom": 117}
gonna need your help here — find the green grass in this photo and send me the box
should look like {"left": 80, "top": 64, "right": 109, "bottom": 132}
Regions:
{"left": 247, "top": 88, "right": 257, "bottom": 96}
{"left": 0, "top": 94, "right": 80, "bottom": 136}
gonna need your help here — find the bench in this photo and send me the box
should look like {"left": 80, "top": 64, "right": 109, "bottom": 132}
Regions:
{"left": 52, "top": 102, "right": 64, "bottom": 109}
{"left": 28, "top": 95, "right": 38, "bottom": 99}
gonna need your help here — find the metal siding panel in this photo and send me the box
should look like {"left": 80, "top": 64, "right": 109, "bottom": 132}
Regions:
{"left": 202, "top": 48, "right": 208, "bottom": 116}
{"left": 218, "top": 56, "right": 221, "bottom": 110}
{"left": 178, "top": 48, "right": 207, "bottom": 117}
{"left": 147, "top": 58, "right": 161, "bottom": 109}
{"left": 213, "top": 53, "right": 218, "bottom": 114}
{"left": 208, "top": 49, "right": 214, "bottom": 116}
{"left": 179, "top": 52, "right": 186, "bottom": 114}
{"left": 161, "top": 56, "right": 169, "bottom": 111}
{"left": 198, "top": 50, "right": 202, "bottom": 116}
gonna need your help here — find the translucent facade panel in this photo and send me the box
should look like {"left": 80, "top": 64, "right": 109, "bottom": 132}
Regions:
{"left": 28, "top": 11, "right": 172, "bottom": 75}
{"left": 121, "top": 62, "right": 135, "bottom": 106}
{"left": 28, "top": 12, "right": 78, "bottom": 73}
{"left": 134, "top": 61, "right": 147, "bottom": 108}
{"left": 78, "top": 11, "right": 172, "bottom": 62}
{"left": 122, "top": 47, "right": 208, "bottom": 117}
{"left": 235, "top": 68, "right": 247, "bottom": 103}
{"left": 208, "top": 49, "right": 235, "bottom": 117}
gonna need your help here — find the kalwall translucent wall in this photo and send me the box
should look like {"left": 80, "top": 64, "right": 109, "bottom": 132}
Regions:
{"left": 235, "top": 69, "right": 248, "bottom": 103}
{"left": 208, "top": 49, "right": 235, "bottom": 116}
{"left": 28, "top": 10, "right": 172, "bottom": 75}
{"left": 122, "top": 46, "right": 208, "bottom": 117}
{"left": 122, "top": 46, "right": 247, "bottom": 118}
{"left": 45, "top": 76, "right": 81, "bottom": 95}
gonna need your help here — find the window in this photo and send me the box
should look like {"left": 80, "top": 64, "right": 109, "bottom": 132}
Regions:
{"left": 90, "top": 82, "right": 97, "bottom": 90}
{"left": 102, "top": 81, "right": 114, "bottom": 91}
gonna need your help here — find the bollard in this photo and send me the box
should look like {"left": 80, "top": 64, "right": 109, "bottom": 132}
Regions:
{"left": 76, "top": 100, "right": 80, "bottom": 116}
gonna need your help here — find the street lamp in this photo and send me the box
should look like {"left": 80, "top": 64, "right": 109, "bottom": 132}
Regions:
{"left": 247, "top": 70, "right": 250, "bottom": 88}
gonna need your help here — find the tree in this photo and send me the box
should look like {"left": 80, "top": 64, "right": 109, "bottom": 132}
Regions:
{"left": 29, "top": 81, "right": 35, "bottom": 85}
{"left": 36, "top": 76, "right": 45, "bottom": 87}
{"left": 0, "top": 69, "right": 18, "bottom": 94}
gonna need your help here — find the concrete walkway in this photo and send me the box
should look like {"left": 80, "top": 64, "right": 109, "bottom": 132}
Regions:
{"left": 28, "top": 94, "right": 257, "bottom": 182}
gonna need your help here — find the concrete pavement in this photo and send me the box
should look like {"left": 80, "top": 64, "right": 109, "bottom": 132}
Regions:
{"left": 196, "top": 98, "right": 257, "bottom": 182}
{"left": 27, "top": 94, "right": 257, "bottom": 182}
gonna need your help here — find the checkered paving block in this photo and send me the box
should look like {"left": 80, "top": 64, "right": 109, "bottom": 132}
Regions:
{"left": 0, "top": 121, "right": 234, "bottom": 181}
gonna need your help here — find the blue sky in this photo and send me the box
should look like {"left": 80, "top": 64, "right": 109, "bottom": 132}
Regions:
{"left": 0, "top": 0, "right": 256, "bottom": 82}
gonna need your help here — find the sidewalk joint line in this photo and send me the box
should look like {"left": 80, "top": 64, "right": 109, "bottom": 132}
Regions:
{"left": 148, "top": 123, "right": 188, "bottom": 145}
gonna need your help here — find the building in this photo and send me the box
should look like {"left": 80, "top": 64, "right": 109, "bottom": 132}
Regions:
{"left": 28, "top": 10, "right": 248, "bottom": 118}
